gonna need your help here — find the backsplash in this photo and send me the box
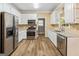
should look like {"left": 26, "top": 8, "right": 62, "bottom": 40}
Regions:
{"left": 50, "top": 24, "right": 79, "bottom": 31}
{"left": 70, "top": 24, "right": 79, "bottom": 30}
{"left": 49, "top": 24, "right": 59, "bottom": 30}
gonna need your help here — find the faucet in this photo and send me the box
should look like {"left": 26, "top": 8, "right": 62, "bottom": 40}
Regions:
{"left": 59, "top": 24, "right": 65, "bottom": 32}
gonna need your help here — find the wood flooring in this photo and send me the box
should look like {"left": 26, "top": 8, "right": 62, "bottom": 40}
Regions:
{"left": 11, "top": 35, "right": 61, "bottom": 56}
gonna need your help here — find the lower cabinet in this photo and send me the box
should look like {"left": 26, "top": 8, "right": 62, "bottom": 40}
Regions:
{"left": 48, "top": 30, "right": 57, "bottom": 47}
{"left": 18, "top": 29, "right": 27, "bottom": 42}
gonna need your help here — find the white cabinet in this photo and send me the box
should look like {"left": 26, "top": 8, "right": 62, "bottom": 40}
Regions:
{"left": 19, "top": 14, "right": 37, "bottom": 24}
{"left": 64, "top": 3, "right": 75, "bottom": 24}
{"left": 3, "top": 4, "right": 11, "bottom": 13}
{"left": 50, "top": 12, "right": 54, "bottom": 24}
{"left": 0, "top": 3, "right": 3, "bottom": 12}
{"left": 52, "top": 32, "right": 57, "bottom": 47}
{"left": 74, "top": 3, "right": 79, "bottom": 23}
{"left": 27, "top": 14, "right": 37, "bottom": 20}
{"left": 0, "top": 3, "right": 20, "bottom": 17}
{"left": 50, "top": 11, "right": 56, "bottom": 24}
{"left": 65, "top": 3, "right": 79, "bottom": 24}
{"left": 50, "top": 11, "right": 59, "bottom": 24}
{"left": 50, "top": 3, "right": 78, "bottom": 24}
{"left": 19, "top": 14, "right": 28, "bottom": 24}
{"left": 48, "top": 30, "right": 57, "bottom": 47}
{"left": 18, "top": 29, "right": 27, "bottom": 42}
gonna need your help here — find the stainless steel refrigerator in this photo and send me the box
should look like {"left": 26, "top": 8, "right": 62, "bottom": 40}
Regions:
{"left": 0, "top": 12, "right": 18, "bottom": 56}
{"left": 13, "top": 16, "right": 18, "bottom": 50}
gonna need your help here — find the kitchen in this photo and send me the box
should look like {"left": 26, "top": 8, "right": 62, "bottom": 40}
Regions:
{"left": 0, "top": 3, "right": 79, "bottom": 56}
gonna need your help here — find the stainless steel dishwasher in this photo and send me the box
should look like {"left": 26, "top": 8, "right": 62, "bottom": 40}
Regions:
{"left": 57, "top": 34, "right": 67, "bottom": 56}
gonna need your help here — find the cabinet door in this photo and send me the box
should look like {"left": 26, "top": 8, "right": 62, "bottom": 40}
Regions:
{"left": 3, "top": 4, "right": 11, "bottom": 13}
{"left": 50, "top": 11, "right": 59, "bottom": 24}
{"left": 18, "top": 29, "right": 26, "bottom": 42}
{"left": 55, "top": 11, "right": 60, "bottom": 24}
{"left": 52, "top": 32, "right": 57, "bottom": 47}
{"left": 28, "top": 14, "right": 37, "bottom": 20}
{"left": 48, "top": 30, "right": 57, "bottom": 47}
{"left": 19, "top": 14, "right": 37, "bottom": 24}
{"left": 50, "top": 13, "right": 53, "bottom": 24}
{"left": 64, "top": 3, "right": 75, "bottom": 24}
{"left": 50, "top": 11, "right": 56, "bottom": 24}
{"left": 0, "top": 3, "right": 3, "bottom": 12}
{"left": 75, "top": 3, "right": 79, "bottom": 23}
{"left": 19, "top": 15, "right": 28, "bottom": 24}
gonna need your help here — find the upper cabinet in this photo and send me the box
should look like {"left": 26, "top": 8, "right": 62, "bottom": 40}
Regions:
{"left": 0, "top": 4, "right": 3, "bottom": 12}
{"left": 19, "top": 14, "right": 37, "bottom": 24}
{"left": 64, "top": 3, "right": 75, "bottom": 24}
{"left": 50, "top": 3, "right": 79, "bottom": 24}
{"left": 64, "top": 3, "right": 79, "bottom": 24}
{"left": 27, "top": 14, "right": 37, "bottom": 20}
{"left": 50, "top": 4, "right": 64, "bottom": 24}
{"left": 75, "top": 3, "right": 79, "bottom": 23}
{"left": 50, "top": 11, "right": 56, "bottom": 24}
{"left": 58, "top": 4, "right": 64, "bottom": 25}
{"left": 19, "top": 14, "right": 28, "bottom": 24}
{"left": 50, "top": 10, "right": 60, "bottom": 24}
{"left": 1, "top": 4, "right": 21, "bottom": 17}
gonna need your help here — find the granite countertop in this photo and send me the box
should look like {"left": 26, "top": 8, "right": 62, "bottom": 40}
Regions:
{"left": 51, "top": 30, "right": 79, "bottom": 38}
{"left": 57, "top": 31, "right": 79, "bottom": 38}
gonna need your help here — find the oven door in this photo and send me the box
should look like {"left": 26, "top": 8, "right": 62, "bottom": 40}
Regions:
{"left": 57, "top": 34, "right": 67, "bottom": 56}
{"left": 27, "top": 30, "right": 35, "bottom": 36}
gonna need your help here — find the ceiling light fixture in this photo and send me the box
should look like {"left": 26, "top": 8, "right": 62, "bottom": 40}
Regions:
{"left": 33, "top": 3, "right": 39, "bottom": 9}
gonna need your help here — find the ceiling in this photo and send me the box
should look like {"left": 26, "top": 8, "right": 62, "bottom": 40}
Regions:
{"left": 12, "top": 3, "right": 59, "bottom": 14}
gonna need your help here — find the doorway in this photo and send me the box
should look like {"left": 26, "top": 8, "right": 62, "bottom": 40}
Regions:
{"left": 38, "top": 18, "right": 45, "bottom": 35}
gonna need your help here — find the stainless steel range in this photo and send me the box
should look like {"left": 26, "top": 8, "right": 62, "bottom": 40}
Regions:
{"left": 27, "top": 20, "right": 36, "bottom": 39}
{"left": 27, "top": 26, "right": 36, "bottom": 39}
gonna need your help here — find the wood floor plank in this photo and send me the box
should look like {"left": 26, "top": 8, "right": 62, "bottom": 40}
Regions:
{"left": 11, "top": 35, "right": 61, "bottom": 56}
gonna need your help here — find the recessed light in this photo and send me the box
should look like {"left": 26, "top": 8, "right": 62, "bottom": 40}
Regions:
{"left": 33, "top": 3, "right": 39, "bottom": 9}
